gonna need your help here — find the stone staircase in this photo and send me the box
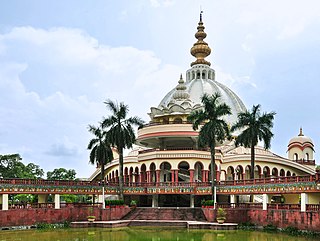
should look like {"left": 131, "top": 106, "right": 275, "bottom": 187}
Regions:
{"left": 122, "top": 207, "right": 207, "bottom": 221}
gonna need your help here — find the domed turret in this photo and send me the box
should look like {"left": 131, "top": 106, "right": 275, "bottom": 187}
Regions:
{"left": 288, "top": 128, "right": 314, "bottom": 162}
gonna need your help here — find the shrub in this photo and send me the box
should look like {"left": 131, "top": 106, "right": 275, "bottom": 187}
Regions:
{"left": 263, "top": 224, "right": 278, "bottom": 232}
{"left": 216, "top": 208, "right": 226, "bottom": 220}
{"left": 105, "top": 199, "right": 125, "bottom": 206}
{"left": 130, "top": 200, "right": 137, "bottom": 206}
{"left": 202, "top": 200, "right": 214, "bottom": 207}
{"left": 238, "top": 222, "right": 256, "bottom": 230}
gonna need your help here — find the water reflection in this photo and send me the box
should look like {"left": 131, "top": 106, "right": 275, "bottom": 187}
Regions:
{"left": 0, "top": 228, "right": 316, "bottom": 241}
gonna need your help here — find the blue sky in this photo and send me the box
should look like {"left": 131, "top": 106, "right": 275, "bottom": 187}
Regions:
{"left": 0, "top": 0, "right": 319, "bottom": 177}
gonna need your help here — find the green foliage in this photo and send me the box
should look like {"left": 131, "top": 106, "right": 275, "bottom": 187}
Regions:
{"left": 238, "top": 222, "right": 256, "bottom": 230}
{"left": 11, "top": 194, "right": 36, "bottom": 204}
{"left": 282, "top": 226, "right": 301, "bottom": 235}
{"left": 47, "top": 168, "right": 76, "bottom": 180}
{"left": 216, "top": 208, "right": 226, "bottom": 219}
{"left": 188, "top": 93, "right": 231, "bottom": 202}
{"left": 231, "top": 104, "right": 276, "bottom": 179}
{"left": 263, "top": 224, "right": 278, "bottom": 232}
{"left": 101, "top": 99, "right": 144, "bottom": 199}
{"left": 188, "top": 93, "right": 231, "bottom": 149}
{"left": 0, "top": 154, "right": 44, "bottom": 179}
{"left": 202, "top": 200, "right": 214, "bottom": 206}
{"left": 130, "top": 200, "right": 137, "bottom": 206}
{"left": 87, "top": 124, "right": 114, "bottom": 181}
{"left": 105, "top": 199, "right": 125, "bottom": 206}
{"left": 36, "top": 221, "right": 70, "bottom": 229}
{"left": 316, "top": 165, "right": 320, "bottom": 171}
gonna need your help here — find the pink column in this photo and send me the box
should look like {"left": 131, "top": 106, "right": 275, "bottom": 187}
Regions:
{"left": 189, "top": 169, "right": 194, "bottom": 183}
{"left": 146, "top": 171, "right": 150, "bottom": 183}
{"left": 175, "top": 170, "right": 179, "bottom": 184}
{"left": 156, "top": 170, "right": 161, "bottom": 184}
{"left": 202, "top": 170, "right": 206, "bottom": 182}
{"left": 171, "top": 170, "right": 175, "bottom": 183}
{"left": 216, "top": 170, "right": 220, "bottom": 181}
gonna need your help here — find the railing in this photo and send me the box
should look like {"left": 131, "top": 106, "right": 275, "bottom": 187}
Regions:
{"left": 138, "top": 147, "right": 209, "bottom": 154}
{"left": 267, "top": 203, "right": 300, "bottom": 210}
{"left": 293, "top": 159, "right": 316, "bottom": 165}
{"left": 0, "top": 173, "right": 318, "bottom": 192}
{"left": 6, "top": 202, "right": 103, "bottom": 210}
{"left": 306, "top": 204, "right": 320, "bottom": 211}
{"left": 0, "top": 178, "right": 100, "bottom": 187}
{"left": 107, "top": 181, "right": 211, "bottom": 188}
{"left": 218, "top": 175, "right": 317, "bottom": 186}
{"left": 139, "top": 120, "right": 193, "bottom": 129}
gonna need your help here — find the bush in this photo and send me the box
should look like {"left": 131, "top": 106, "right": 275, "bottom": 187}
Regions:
{"left": 263, "top": 224, "right": 278, "bottom": 232}
{"left": 238, "top": 222, "right": 256, "bottom": 230}
{"left": 105, "top": 199, "right": 125, "bottom": 206}
{"left": 216, "top": 208, "right": 226, "bottom": 219}
{"left": 282, "top": 226, "right": 301, "bottom": 236}
{"left": 202, "top": 200, "right": 214, "bottom": 207}
{"left": 130, "top": 200, "right": 137, "bottom": 206}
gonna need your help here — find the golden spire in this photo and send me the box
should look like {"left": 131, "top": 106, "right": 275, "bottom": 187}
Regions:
{"left": 190, "top": 11, "right": 211, "bottom": 67}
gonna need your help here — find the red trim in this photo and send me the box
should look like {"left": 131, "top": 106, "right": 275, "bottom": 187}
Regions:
{"left": 288, "top": 142, "right": 314, "bottom": 151}
{"left": 139, "top": 131, "right": 198, "bottom": 139}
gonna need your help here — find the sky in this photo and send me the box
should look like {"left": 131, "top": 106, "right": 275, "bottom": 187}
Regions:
{"left": 0, "top": 0, "right": 319, "bottom": 178}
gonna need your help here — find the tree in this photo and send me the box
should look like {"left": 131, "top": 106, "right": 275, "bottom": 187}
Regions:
{"left": 0, "top": 154, "right": 44, "bottom": 179}
{"left": 87, "top": 125, "right": 113, "bottom": 182}
{"left": 102, "top": 100, "right": 144, "bottom": 200}
{"left": 231, "top": 104, "right": 276, "bottom": 179}
{"left": 47, "top": 168, "right": 77, "bottom": 180}
{"left": 188, "top": 93, "right": 231, "bottom": 203}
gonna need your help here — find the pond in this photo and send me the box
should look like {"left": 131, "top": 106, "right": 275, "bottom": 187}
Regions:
{"left": 0, "top": 227, "right": 317, "bottom": 241}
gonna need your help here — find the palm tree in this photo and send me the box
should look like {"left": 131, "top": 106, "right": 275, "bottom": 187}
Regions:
{"left": 188, "top": 93, "right": 231, "bottom": 203}
{"left": 231, "top": 104, "right": 276, "bottom": 179}
{"left": 87, "top": 124, "right": 114, "bottom": 182}
{"left": 102, "top": 100, "right": 144, "bottom": 200}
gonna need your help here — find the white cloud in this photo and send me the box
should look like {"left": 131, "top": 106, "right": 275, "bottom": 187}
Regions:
{"left": 0, "top": 26, "right": 187, "bottom": 176}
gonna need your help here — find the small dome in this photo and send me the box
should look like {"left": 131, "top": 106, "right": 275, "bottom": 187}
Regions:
{"left": 288, "top": 128, "right": 314, "bottom": 150}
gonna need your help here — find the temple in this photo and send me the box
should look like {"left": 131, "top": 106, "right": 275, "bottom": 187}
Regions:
{"left": 89, "top": 13, "right": 317, "bottom": 207}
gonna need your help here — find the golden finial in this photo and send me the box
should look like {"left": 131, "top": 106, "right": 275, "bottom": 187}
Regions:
{"left": 190, "top": 11, "right": 211, "bottom": 67}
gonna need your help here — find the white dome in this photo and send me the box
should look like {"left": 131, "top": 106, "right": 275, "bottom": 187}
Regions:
{"left": 158, "top": 71, "right": 246, "bottom": 124}
{"left": 288, "top": 128, "right": 314, "bottom": 147}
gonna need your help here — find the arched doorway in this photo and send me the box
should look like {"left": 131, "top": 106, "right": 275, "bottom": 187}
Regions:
{"left": 150, "top": 163, "right": 156, "bottom": 183}
{"left": 160, "top": 162, "right": 171, "bottom": 182}
{"left": 226, "top": 166, "right": 235, "bottom": 181}
{"left": 178, "top": 161, "right": 190, "bottom": 182}
{"left": 263, "top": 166, "right": 270, "bottom": 178}
{"left": 194, "top": 162, "right": 203, "bottom": 182}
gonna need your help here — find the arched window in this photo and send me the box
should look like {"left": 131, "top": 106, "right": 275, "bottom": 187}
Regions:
{"left": 196, "top": 71, "right": 200, "bottom": 79}
{"left": 305, "top": 153, "right": 309, "bottom": 160}
{"left": 202, "top": 70, "right": 206, "bottom": 79}
{"left": 293, "top": 153, "right": 298, "bottom": 160}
